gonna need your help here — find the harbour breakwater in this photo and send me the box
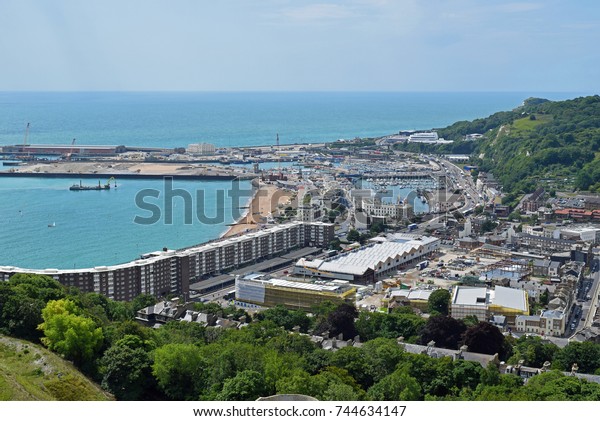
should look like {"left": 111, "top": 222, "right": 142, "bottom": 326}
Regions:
{"left": 0, "top": 172, "right": 254, "bottom": 181}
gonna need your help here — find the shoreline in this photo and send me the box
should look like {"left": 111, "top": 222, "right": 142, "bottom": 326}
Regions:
{"left": 221, "top": 183, "right": 292, "bottom": 238}
{"left": 0, "top": 161, "right": 256, "bottom": 180}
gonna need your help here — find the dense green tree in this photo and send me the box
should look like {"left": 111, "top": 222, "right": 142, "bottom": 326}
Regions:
{"left": 398, "top": 354, "right": 455, "bottom": 397}
{"left": 257, "top": 305, "right": 312, "bottom": 333}
{"left": 356, "top": 311, "right": 425, "bottom": 342}
{"left": 427, "top": 289, "right": 451, "bottom": 315}
{"left": 451, "top": 360, "right": 484, "bottom": 392}
{"left": 266, "top": 332, "right": 317, "bottom": 355}
{"left": 347, "top": 229, "right": 361, "bottom": 242}
{"left": 153, "top": 320, "right": 207, "bottom": 346}
{"left": 217, "top": 370, "right": 268, "bottom": 401}
{"left": 0, "top": 274, "right": 66, "bottom": 342}
{"left": 466, "top": 373, "right": 526, "bottom": 401}
{"left": 462, "top": 315, "right": 479, "bottom": 327}
{"left": 367, "top": 368, "right": 421, "bottom": 401}
{"left": 38, "top": 299, "right": 104, "bottom": 366}
{"left": 152, "top": 343, "right": 208, "bottom": 400}
{"left": 508, "top": 335, "right": 559, "bottom": 368}
{"left": 130, "top": 294, "right": 158, "bottom": 312}
{"left": 100, "top": 336, "right": 154, "bottom": 400}
{"left": 328, "top": 346, "right": 373, "bottom": 389}
{"left": 361, "top": 338, "right": 407, "bottom": 383}
{"left": 524, "top": 370, "right": 600, "bottom": 400}
{"left": 554, "top": 341, "right": 600, "bottom": 374}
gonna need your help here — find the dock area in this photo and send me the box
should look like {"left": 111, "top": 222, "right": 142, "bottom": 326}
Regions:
{"left": 0, "top": 161, "right": 256, "bottom": 180}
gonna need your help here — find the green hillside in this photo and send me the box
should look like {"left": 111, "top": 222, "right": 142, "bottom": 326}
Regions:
{"left": 0, "top": 334, "right": 112, "bottom": 401}
{"left": 397, "top": 95, "right": 600, "bottom": 199}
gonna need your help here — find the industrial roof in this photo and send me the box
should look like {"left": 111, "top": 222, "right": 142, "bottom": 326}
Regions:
{"left": 491, "top": 286, "right": 528, "bottom": 312}
{"left": 452, "top": 286, "right": 488, "bottom": 306}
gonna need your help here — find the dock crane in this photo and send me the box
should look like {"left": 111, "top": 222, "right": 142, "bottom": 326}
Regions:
{"left": 64, "top": 138, "right": 76, "bottom": 161}
{"left": 23, "top": 122, "right": 30, "bottom": 146}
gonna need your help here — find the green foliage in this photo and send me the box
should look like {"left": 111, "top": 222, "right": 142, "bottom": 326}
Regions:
{"left": 480, "top": 219, "right": 498, "bottom": 234}
{"left": 99, "top": 335, "right": 154, "bottom": 400}
{"left": 356, "top": 311, "right": 425, "bottom": 342}
{"left": 256, "top": 305, "right": 311, "bottom": 333}
{"left": 554, "top": 341, "right": 600, "bottom": 374}
{"left": 367, "top": 368, "right": 421, "bottom": 400}
{"left": 217, "top": 370, "right": 268, "bottom": 401}
{"left": 38, "top": 299, "right": 104, "bottom": 366}
{"left": 347, "top": 229, "right": 361, "bottom": 242}
{"left": 152, "top": 343, "right": 208, "bottom": 400}
{"left": 427, "top": 289, "right": 451, "bottom": 315}
{"left": 0, "top": 274, "right": 66, "bottom": 342}
{"left": 524, "top": 370, "right": 600, "bottom": 400}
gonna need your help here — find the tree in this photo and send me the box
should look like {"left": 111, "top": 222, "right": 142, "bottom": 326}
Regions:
{"left": 508, "top": 335, "right": 559, "bottom": 369}
{"left": 524, "top": 370, "right": 600, "bottom": 400}
{"left": 554, "top": 341, "right": 600, "bottom": 374}
{"left": 100, "top": 336, "right": 154, "bottom": 400}
{"left": 462, "top": 322, "right": 506, "bottom": 357}
{"left": 356, "top": 311, "right": 425, "bottom": 342}
{"left": 38, "top": 299, "right": 104, "bottom": 366}
{"left": 257, "top": 305, "right": 311, "bottom": 333}
{"left": 152, "top": 343, "right": 208, "bottom": 400}
{"left": 329, "top": 238, "right": 342, "bottom": 251}
{"left": 217, "top": 370, "right": 268, "bottom": 401}
{"left": 347, "top": 229, "right": 361, "bottom": 242}
{"left": 367, "top": 368, "right": 421, "bottom": 401}
{"left": 427, "top": 289, "right": 451, "bottom": 315}
{"left": 539, "top": 288, "right": 550, "bottom": 307}
{"left": 0, "top": 274, "right": 66, "bottom": 342}
{"left": 419, "top": 315, "right": 466, "bottom": 350}
{"left": 322, "top": 303, "right": 358, "bottom": 340}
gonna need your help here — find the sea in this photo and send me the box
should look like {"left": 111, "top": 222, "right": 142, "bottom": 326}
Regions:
{"left": 0, "top": 91, "right": 584, "bottom": 269}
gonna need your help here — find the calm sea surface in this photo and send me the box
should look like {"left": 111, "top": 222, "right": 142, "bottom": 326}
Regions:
{"left": 0, "top": 92, "right": 583, "bottom": 269}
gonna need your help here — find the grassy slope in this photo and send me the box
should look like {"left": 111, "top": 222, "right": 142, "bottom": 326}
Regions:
{"left": 0, "top": 334, "right": 112, "bottom": 401}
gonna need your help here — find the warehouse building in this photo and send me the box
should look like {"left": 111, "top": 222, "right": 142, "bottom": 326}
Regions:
{"left": 235, "top": 275, "right": 356, "bottom": 311}
{"left": 450, "top": 285, "right": 529, "bottom": 326}
{"left": 293, "top": 235, "right": 440, "bottom": 284}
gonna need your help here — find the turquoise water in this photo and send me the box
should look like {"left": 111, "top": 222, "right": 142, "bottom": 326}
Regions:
{"left": 0, "top": 91, "right": 586, "bottom": 269}
{"left": 0, "top": 91, "right": 582, "bottom": 149}
{"left": 0, "top": 177, "right": 251, "bottom": 269}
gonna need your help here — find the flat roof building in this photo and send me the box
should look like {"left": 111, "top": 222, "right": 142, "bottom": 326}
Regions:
{"left": 451, "top": 285, "right": 529, "bottom": 326}
{"left": 235, "top": 276, "right": 356, "bottom": 311}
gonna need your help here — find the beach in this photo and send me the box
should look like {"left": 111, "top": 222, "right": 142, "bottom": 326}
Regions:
{"left": 222, "top": 183, "right": 292, "bottom": 237}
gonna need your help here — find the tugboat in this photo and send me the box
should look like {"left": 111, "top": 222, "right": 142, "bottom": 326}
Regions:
{"left": 69, "top": 177, "right": 116, "bottom": 191}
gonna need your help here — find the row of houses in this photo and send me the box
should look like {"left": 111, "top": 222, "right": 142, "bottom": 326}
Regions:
{"left": 0, "top": 221, "right": 334, "bottom": 302}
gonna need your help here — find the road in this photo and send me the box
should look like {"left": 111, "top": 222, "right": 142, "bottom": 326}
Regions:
{"left": 583, "top": 260, "right": 599, "bottom": 329}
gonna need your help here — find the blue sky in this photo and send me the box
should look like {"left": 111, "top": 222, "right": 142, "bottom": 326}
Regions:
{"left": 0, "top": 0, "right": 598, "bottom": 92}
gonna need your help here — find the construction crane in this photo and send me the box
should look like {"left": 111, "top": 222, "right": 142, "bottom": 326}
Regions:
{"left": 276, "top": 133, "right": 282, "bottom": 179}
{"left": 23, "top": 122, "right": 30, "bottom": 146}
{"left": 64, "top": 138, "right": 76, "bottom": 161}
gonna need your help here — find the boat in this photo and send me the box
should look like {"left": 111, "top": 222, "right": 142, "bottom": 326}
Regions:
{"left": 48, "top": 222, "right": 55, "bottom": 228}
{"left": 69, "top": 177, "right": 116, "bottom": 191}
